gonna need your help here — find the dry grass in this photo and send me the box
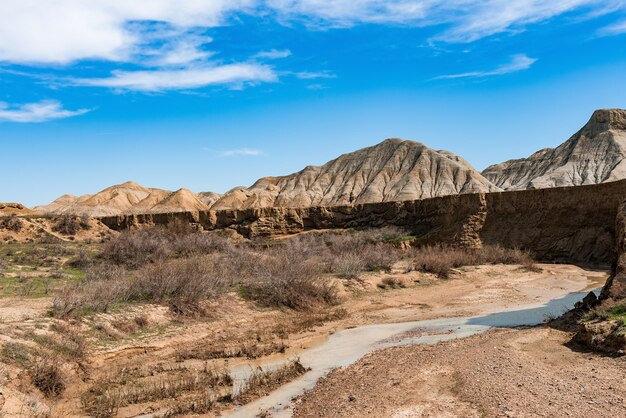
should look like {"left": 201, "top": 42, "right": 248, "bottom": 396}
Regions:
{"left": 409, "top": 244, "right": 534, "bottom": 278}
{"left": 31, "top": 355, "right": 65, "bottom": 397}
{"left": 235, "top": 359, "right": 308, "bottom": 403}
{"left": 82, "top": 365, "right": 232, "bottom": 417}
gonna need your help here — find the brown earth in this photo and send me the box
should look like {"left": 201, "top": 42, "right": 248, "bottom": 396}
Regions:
{"left": 0, "top": 263, "right": 604, "bottom": 417}
{"left": 293, "top": 327, "right": 626, "bottom": 418}
{"left": 0, "top": 203, "right": 34, "bottom": 216}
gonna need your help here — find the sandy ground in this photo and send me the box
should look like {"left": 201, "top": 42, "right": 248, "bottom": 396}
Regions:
{"left": 293, "top": 327, "right": 626, "bottom": 418}
{"left": 0, "top": 264, "right": 609, "bottom": 417}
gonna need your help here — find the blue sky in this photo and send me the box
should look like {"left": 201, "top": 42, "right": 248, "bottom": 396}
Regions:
{"left": 1, "top": 1, "right": 626, "bottom": 207}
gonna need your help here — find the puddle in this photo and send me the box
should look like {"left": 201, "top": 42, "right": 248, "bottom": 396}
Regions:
{"left": 225, "top": 288, "right": 600, "bottom": 417}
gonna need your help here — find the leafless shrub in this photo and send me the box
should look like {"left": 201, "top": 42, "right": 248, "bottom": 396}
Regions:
{"left": 3, "top": 215, "right": 24, "bottom": 232}
{"left": 409, "top": 244, "right": 534, "bottom": 278}
{"left": 31, "top": 355, "right": 65, "bottom": 397}
{"left": 53, "top": 215, "right": 91, "bottom": 235}
{"left": 377, "top": 277, "right": 407, "bottom": 289}
{"left": 52, "top": 279, "right": 131, "bottom": 318}
{"left": 101, "top": 227, "right": 233, "bottom": 268}
{"left": 129, "top": 257, "right": 226, "bottom": 314}
{"left": 327, "top": 252, "right": 366, "bottom": 279}
{"left": 101, "top": 228, "right": 171, "bottom": 268}
{"left": 84, "top": 263, "right": 127, "bottom": 282}
{"left": 241, "top": 251, "right": 338, "bottom": 310}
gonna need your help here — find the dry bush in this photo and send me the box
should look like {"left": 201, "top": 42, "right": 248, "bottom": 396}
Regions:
{"left": 327, "top": 252, "right": 366, "bottom": 279}
{"left": 52, "top": 278, "right": 131, "bottom": 318}
{"left": 101, "top": 227, "right": 233, "bottom": 268}
{"left": 101, "top": 228, "right": 171, "bottom": 268}
{"left": 377, "top": 277, "right": 406, "bottom": 289}
{"left": 410, "top": 244, "right": 534, "bottom": 278}
{"left": 360, "top": 244, "right": 401, "bottom": 272}
{"left": 53, "top": 256, "right": 225, "bottom": 317}
{"left": 172, "top": 232, "right": 233, "bottom": 258}
{"left": 84, "top": 262, "right": 127, "bottom": 282}
{"left": 241, "top": 250, "right": 338, "bottom": 310}
{"left": 2, "top": 215, "right": 24, "bottom": 232}
{"left": 31, "top": 355, "right": 65, "bottom": 397}
{"left": 129, "top": 257, "right": 226, "bottom": 314}
{"left": 53, "top": 215, "right": 91, "bottom": 235}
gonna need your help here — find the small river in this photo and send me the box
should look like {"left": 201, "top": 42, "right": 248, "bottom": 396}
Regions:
{"left": 226, "top": 288, "right": 598, "bottom": 417}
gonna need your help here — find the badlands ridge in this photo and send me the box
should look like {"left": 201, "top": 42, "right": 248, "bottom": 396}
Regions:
{"left": 4, "top": 108, "right": 623, "bottom": 218}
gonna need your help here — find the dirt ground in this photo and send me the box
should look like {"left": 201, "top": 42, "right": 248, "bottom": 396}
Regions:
{"left": 0, "top": 263, "right": 610, "bottom": 417}
{"left": 293, "top": 327, "right": 626, "bottom": 418}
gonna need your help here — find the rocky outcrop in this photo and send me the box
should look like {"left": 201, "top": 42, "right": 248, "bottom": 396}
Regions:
{"left": 483, "top": 109, "right": 626, "bottom": 190}
{"left": 209, "top": 138, "right": 500, "bottom": 210}
{"left": 35, "top": 181, "right": 210, "bottom": 217}
{"left": 0, "top": 203, "right": 34, "bottom": 216}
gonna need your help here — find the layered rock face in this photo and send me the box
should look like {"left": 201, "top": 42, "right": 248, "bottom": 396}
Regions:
{"left": 35, "top": 181, "right": 210, "bottom": 217}
{"left": 483, "top": 109, "right": 626, "bottom": 190}
{"left": 210, "top": 138, "right": 500, "bottom": 210}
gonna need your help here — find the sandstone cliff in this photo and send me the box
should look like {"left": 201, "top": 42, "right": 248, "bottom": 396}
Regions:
{"left": 209, "top": 138, "right": 500, "bottom": 210}
{"left": 483, "top": 109, "right": 626, "bottom": 190}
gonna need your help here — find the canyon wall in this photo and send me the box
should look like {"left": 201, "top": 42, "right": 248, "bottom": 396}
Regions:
{"left": 99, "top": 179, "right": 626, "bottom": 266}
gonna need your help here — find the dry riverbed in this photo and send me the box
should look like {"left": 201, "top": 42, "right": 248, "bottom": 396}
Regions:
{"left": 0, "top": 262, "right": 608, "bottom": 417}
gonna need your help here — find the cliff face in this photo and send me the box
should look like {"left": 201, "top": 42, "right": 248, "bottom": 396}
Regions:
{"left": 209, "top": 138, "right": 500, "bottom": 210}
{"left": 483, "top": 109, "right": 626, "bottom": 190}
{"left": 100, "top": 178, "right": 626, "bottom": 266}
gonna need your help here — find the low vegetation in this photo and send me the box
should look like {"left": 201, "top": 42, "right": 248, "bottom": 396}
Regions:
{"left": 47, "top": 224, "right": 536, "bottom": 318}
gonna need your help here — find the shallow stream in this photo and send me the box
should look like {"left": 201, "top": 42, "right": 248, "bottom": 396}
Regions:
{"left": 226, "top": 288, "right": 599, "bottom": 417}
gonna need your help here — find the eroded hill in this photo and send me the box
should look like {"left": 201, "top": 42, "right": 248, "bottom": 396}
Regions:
{"left": 483, "top": 109, "right": 626, "bottom": 190}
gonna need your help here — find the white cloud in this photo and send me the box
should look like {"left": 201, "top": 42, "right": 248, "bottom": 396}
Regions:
{"left": 295, "top": 71, "right": 336, "bottom": 79}
{"left": 70, "top": 63, "right": 277, "bottom": 92}
{"left": 0, "top": 100, "right": 90, "bottom": 123}
{"left": 269, "top": 0, "right": 624, "bottom": 42}
{"left": 220, "top": 148, "right": 265, "bottom": 157}
{"left": 0, "top": 0, "right": 254, "bottom": 65}
{"left": 0, "top": 1, "right": 621, "bottom": 67}
{"left": 433, "top": 54, "right": 537, "bottom": 80}
{"left": 254, "top": 49, "right": 292, "bottom": 59}
{"left": 267, "top": 0, "right": 431, "bottom": 26}
{"left": 599, "top": 19, "right": 626, "bottom": 35}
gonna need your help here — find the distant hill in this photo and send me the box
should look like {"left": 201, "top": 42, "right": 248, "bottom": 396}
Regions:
{"left": 35, "top": 181, "right": 210, "bottom": 217}
{"left": 208, "top": 138, "right": 501, "bottom": 210}
{"left": 483, "top": 109, "right": 626, "bottom": 190}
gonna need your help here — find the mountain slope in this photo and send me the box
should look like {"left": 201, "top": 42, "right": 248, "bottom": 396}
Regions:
{"left": 209, "top": 138, "right": 500, "bottom": 210}
{"left": 483, "top": 109, "right": 626, "bottom": 190}
{"left": 36, "top": 182, "right": 210, "bottom": 217}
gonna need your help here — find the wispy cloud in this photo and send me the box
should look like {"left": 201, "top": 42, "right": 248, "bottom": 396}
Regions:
{"left": 1, "top": 1, "right": 621, "bottom": 67}
{"left": 295, "top": 71, "right": 336, "bottom": 79}
{"left": 433, "top": 54, "right": 537, "bottom": 80}
{"left": 254, "top": 49, "right": 292, "bottom": 59}
{"left": 219, "top": 148, "right": 265, "bottom": 157}
{"left": 599, "top": 19, "right": 626, "bottom": 36}
{"left": 70, "top": 64, "right": 277, "bottom": 92}
{"left": 0, "top": 100, "right": 90, "bottom": 123}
